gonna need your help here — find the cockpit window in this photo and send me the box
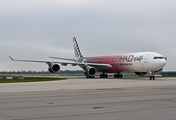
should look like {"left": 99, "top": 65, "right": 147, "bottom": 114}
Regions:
{"left": 153, "top": 57, "right": 165, "bottom": 59}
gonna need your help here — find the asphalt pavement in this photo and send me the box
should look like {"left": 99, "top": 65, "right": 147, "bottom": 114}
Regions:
{"left": 0, "top": 77, "right": 176, "bottom": 120}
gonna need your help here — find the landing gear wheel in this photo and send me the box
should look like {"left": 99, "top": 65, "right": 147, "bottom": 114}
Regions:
{"left": 120, "top": 74, "right": 123, "bottom": 78}
{"left": 117, "top": 74, "right": 119, "bottom": 78}
{"left": 114, "top": 74, "right": 117, "bottom": 78}
{"left": 114, "top": 73, "right": 122, "bottom": 78}
{"left": 114, "top": 74, "right": 118, "bottom": 78}
{"left": 100, "top": 74, "right": 102, "bottom": 78}
{"left": 105, "top": 74, "right": 108, "bottom": 78}
{"left": 149, "top": 71, "right": 156, "bottom": 80}
{"left": 149, "top": 76, "right": 155, "bottom": 80}
{"left": 100, "top": 73, "right": 108, "bottom": 78}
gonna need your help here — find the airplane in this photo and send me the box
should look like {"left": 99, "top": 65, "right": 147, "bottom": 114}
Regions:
{"left": 9, "top": 37, "right": 167, "bottom": 80}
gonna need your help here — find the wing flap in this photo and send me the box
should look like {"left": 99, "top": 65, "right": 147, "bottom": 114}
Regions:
{"left": 49, "top": 57, "right": 75, "bottom": 61}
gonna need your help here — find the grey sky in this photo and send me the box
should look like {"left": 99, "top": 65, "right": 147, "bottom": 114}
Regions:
{"left": 0, "top": 0, "right": 175, "bottom": 71}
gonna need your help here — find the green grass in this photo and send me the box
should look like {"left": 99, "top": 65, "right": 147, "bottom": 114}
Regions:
{"left": 162, "top": 76, "right": 176, "bottom": 77}
{"left": 0, "top": 77, "right": 68, "bottom": 83}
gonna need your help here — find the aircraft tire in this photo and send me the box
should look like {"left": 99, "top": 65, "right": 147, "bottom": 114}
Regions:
{"left": 105, "top": 74, "right": 108, "bottom": 78}
{"left": 100, "top": 73, "right": 107, "bottom": 78}
{"left": 117, "top": 74, "right": 119, "bottom": 78}
{"left": 114, "top": 74, "right": 117, "bottom": 78}
{"left": 100, "top": 74, "right": 102, "bottom": 78}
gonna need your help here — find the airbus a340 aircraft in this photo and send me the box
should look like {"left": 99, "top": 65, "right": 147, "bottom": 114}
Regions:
{"left": 9, "top": 37, "right": 167, "bottom": 80}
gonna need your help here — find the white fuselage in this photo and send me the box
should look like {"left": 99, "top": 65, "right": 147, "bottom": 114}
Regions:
{"left": 80, "top": 52, "right": 167, "bottom": 73}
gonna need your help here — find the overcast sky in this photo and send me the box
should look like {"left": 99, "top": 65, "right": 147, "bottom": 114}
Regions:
{"left": 0, "top": 0, "right": 175, "bottom": 71}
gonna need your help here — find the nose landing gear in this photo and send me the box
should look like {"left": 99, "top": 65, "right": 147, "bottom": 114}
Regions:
{"left": 150, "top": 76, "right": 155, "bottom": 80}
{"left": 150, "top": 71, "right": 156, "bottom": 80}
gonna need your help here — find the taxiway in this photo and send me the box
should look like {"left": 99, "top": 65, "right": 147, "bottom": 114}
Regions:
{"left": 0, "top": 77, "right": 176, "bottom": 120}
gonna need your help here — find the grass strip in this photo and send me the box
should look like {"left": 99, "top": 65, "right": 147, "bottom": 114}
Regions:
{"left": 0, "top": 77, "right": 68, "bottom": 83}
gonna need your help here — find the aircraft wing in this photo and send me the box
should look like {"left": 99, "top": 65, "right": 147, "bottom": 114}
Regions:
{"left": 9, "top": 56, "right": 112, "bottom": 70}
{"left": 82, "top": 63, "right": 112, "bottom": 70}
{"left": 49, "top": 57, "right": 76, "bottom": 61}
{"left": 59, "top": 62, "right": 112, "bottom": 70}
{"left": 9, "top": 56, "right": 52, "bottom": 64}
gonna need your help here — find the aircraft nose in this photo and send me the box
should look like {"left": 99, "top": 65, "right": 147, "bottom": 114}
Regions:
{"left": 160, "top": 60, "right": 167, "bottom": 67}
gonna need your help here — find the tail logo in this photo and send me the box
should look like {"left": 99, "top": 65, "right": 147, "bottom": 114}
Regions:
{"left": 73, "top": 37, "right": 83, "bottom": 58}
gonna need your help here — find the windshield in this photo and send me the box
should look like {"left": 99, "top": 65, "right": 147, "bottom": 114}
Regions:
{"left": 153, "top": 57, "right": 165, "bottom": 59}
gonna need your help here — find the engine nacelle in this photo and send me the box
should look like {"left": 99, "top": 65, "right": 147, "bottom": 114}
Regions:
{"left": 48, "top": 63, "right": 60, "bottom": 73}
{"left": 84, "top": 66, "right": 96, "bottom": 78}
{"left": 135, "top": 72, "right": 148, "bottom": 76}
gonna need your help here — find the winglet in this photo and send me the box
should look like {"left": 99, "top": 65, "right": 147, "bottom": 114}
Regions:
{"left": 9, "top": 56, "right": 14, "bottom": 61}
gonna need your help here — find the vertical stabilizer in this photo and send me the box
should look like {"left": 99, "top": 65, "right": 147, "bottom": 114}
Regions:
{"left": 73, "top": 37, "right": 83, "bottom": 58}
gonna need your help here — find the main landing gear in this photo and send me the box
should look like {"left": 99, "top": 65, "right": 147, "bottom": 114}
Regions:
{"left": 114, "top": 73, "right": 123, "bottom": 78}
{"left": 100, "top": 73, "right": 108, "bottom": 78}
{"left": 100, "top": 73, "right": 123, "bottom": 78}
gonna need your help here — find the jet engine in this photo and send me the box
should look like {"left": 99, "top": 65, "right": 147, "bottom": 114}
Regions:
{"left": 135, "top": 72, "right": 148, "bottom": 76}
{"left": 48, "top": 63, "right": 60, "bottom": 73}
{"left": 84, "top": 66, "right": 96, "bottom": 78}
